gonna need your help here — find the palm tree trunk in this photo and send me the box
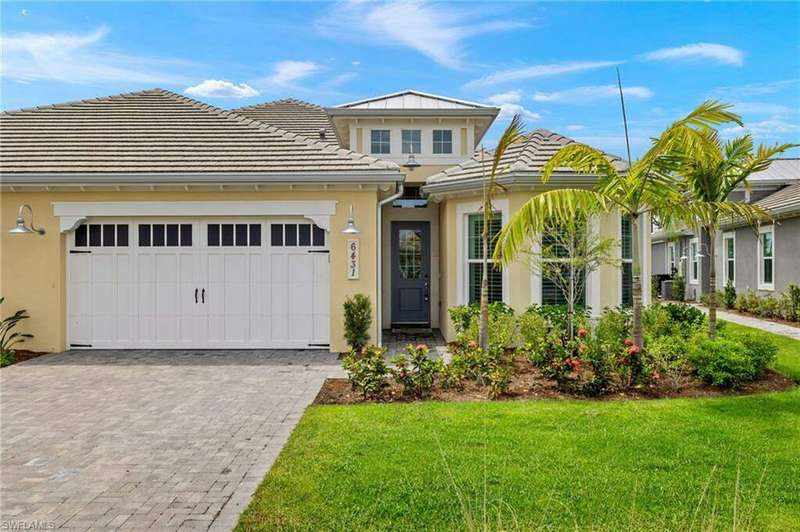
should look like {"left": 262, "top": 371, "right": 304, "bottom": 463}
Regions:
{"left": 707, "top": 226, "right": 718, "bottom": 339}
{"left": 631, "top": 214, "right": 643, "bottom": 348}
{"left": 479, "top": 186, "right": 489, "bottom": 350}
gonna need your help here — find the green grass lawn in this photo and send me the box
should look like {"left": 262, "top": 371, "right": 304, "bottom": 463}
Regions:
{"left": 237, "top": 329, "right": 800, "bottom": 532}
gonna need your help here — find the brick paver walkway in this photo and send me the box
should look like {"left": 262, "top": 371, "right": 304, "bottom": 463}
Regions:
{"left": 0, "top": 350, "right": 342, "bottom": 531}
{"left": 693, "top": 305, "right": 800, "bottom": 341}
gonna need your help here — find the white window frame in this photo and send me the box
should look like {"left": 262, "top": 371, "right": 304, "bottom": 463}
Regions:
{"left": 432, "top": 129, "right": 453, "bottom": 154}
{"left": 689, "top": 237, "right": 699, "bottom": 285}
{"left": 620, "top": 214, "right": 633, "bottom": 307}
{"left": 401, "top": 129, "right": 421, "bottom": 154}
{"left": 456, "top": 200, "right": 510, "bottom": 305}
{"left": 722, "top": 232, "right": 735, "bottom": 285}
{"left": 758, "top": 225, "right": 775, "bottom": 291}
{"left": 370, "top": 129, "right": 391, "bottom": 154}
{"left": 668, "top": 242, "right": 676, "bottom": 274}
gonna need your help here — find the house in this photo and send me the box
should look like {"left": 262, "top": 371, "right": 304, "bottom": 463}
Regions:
{"left": 0, "top": 89, "right": 645, "bottom": 353}
{"left": 650, "top": 158, "right": 800, "bottom": 300}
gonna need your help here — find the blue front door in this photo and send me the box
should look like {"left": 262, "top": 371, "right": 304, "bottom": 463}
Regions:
{"left": 391, "top": 221, "right": 430, "bottom": 326}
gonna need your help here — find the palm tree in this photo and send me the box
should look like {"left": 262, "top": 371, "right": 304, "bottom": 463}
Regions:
{"left": 673, "top": 131, "right": 796, "bottom": 338}
{"left": 493, "top": 101, "right": 742, "bottom": 348}
{"left": 478, "top": 115, "right": 525, "bottom": 349}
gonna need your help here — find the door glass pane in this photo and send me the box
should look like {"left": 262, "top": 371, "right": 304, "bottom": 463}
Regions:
{"left": 152, "top": 224, "right": 165, "bottom": 246}
{"left": 270, "top": 224, "right": 283, "bottom": 246}
{"left": 117, "top": 225, "right": 129, "bottom": 247}
{"left": 221, "top": 224, "right": 234, "bottom": 246}
{"left": 75, "top": 224, "right": 88, "bottom": 247}
{"left": 398, "top": 230, "right": 422, "bottom": 279}
{"left": 285, "top": 224, "right": 297, "bottom": 246}
{"left": 166, "top": 224, "right": 179, "bottom": 246}
{"left": 180, "top": 224, "right": 192, "bottom": 247}
{"left": 249, "top": 224, "right": 261, "bottom": 247}
{"left": 312, "top": 225, "right": 325, "bottom": 246}
{"left": 207, "top": 224, "right": 220, "bottom": 246}
{"left": 139, "top": 224, "right": 151, "bottom": 247}
{"left": 89, "top": 224, "right": 101, "bottom": 246}
{"left": 103, "top": 224, "right": 115, "bottom": 246}
{"left": 235, "top": 224, "right": 248, "bottom": 246}
{"left": 299, "top": 224, "right": 311, "bottom": 246}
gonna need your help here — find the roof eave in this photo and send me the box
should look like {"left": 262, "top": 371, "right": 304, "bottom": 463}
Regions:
{"left": 422, "top": 172, "right": 597, "bottom": 195}
{"left": 325, "top": 108, "right": 500, "bottom": 118}
{"left": 0, "top": 171, "right": 404, "bottom": 185}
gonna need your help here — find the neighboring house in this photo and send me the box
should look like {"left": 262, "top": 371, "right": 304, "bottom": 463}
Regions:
{"left": 0, "top": 88, "right": 647, "bottom": 353}
{"left": 650, "top": 158, "right": 800, "bottom": 300}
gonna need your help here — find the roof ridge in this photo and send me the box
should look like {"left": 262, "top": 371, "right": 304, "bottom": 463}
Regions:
{"left": 0, "top": 88, "right": 168, "bottom": 116}
{"left": 233, "top": 98, "right": 325, "bottom": 112}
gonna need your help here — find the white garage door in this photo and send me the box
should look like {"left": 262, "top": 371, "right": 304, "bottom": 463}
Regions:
{"left": 67, "top": 219, "right": 329, "bottom": 349}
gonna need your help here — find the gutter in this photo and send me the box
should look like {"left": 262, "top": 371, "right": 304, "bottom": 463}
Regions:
{"left": 422, "top": 172, "right": 598, "bottom": 195}
{"left": 376, "top": 182, "right": 404, "bottom": 346}
{"left": 0, "top": 171, "right": 403, "bottom": 185}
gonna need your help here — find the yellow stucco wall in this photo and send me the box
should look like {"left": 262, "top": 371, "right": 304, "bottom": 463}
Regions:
{"left": 0, "top": 189, "right": 379, "bottom": 353}
{"left": 436, "top": 190, "right": 626, "bottom": 342}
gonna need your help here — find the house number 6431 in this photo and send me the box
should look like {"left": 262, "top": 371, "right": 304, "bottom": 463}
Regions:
{"left": 347, "top": 239, "right": 359, "bottom": 280}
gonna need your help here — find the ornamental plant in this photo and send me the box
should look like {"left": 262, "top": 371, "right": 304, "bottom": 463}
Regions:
{"left": 343, "top": 294, "right": 372, "bottom": 352}
{"left": 0, "top": 297, "right": 34, "bottom": 366}
{"left": 723, "top": 280, "right": 737, "bottom": 310}
{"left": 391, "top": 344, "right": 442, "bottom": 398}
{"left": 341, "top": 345, "right": 388, "bottom": 398}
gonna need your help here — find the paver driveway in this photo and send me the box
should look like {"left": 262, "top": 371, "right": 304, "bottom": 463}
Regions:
{"left": 0, "top": 350, "right": 342, "bottom": 531}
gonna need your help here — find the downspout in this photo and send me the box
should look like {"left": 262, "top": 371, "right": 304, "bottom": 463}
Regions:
{"left": 376, "top": 181, "right": 404, "bottom": 346}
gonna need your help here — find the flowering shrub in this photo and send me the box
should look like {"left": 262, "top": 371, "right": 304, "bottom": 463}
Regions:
{"left": 391, "top": 344, "right": 442, "bottom": 398}
{"left": 732, "top": 286, "right": 800, "bottom": 322}
{"left": 342, "top": 345, "right": 389, "bottom": 398}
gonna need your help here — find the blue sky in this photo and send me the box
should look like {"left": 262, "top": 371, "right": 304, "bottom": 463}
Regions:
{"left": 2, "top": 1, "right": 799, "bottom": 156}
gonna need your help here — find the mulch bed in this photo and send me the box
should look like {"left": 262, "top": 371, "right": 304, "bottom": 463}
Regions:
{"left": 314, "top": 356, "right": 795, "bottom": 405}
{"left": 1, "top": 349, "right": 50, "bottom": 367}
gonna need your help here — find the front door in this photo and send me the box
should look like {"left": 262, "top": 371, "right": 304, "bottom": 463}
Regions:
{"left": 391, "top": 221, "right": 430, "bottom": 326}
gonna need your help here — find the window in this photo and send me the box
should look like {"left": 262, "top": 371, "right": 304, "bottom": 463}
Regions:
{"left": 467, "top": 213, "right": 502, "bottom": 304}
{"left": 540, "top": 221, "right": 587, "bottom": 306}
{"left": 690, "top": 238, "right": 699, "bottom": 284}
{"left": 433, "top": 129, "right": 452, "bottom": 154}
{"left": 723, "top": 233, "right": 735, "bottom": 284}
{"left": 621, "top": 215, "right": 633, "bottom": 307}
{"left": 392, "top": 185, "right": 427, "bottom": 208}
{"left": 668, "top": 242, "right": 676, "bottom": 274}
{"left": 270, "top": 223, "right": 325, "bottom": 247}
{"left": 137, "top": 224, "right": 192, "bottom": 247}
{"left": 371, "top": 129, "right": 390, "bottom": 154}
{"left": 206, "top": 223, "right": 261, "bottom": 247}
{"left": 74, "top": 223, "right": 129, "bottom": 248}
{"left": 401, "top": 129, "right": 421, "bottom": 154}
{"left": 758, "top": 226, "right": 774, "bottom": 290}
{"left": 398, "top": 229, "right": 422, "bottom": 279}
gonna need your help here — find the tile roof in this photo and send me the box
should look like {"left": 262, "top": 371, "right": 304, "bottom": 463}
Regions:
{"left": 747, "top": 158, "right": 800, "bottom": 183}
{"left": 756, "top": 182, "right": 800, "bottom": 213}
{"left": 233, "top": 98, "right": 339, "bottom": 146}
{"left": 426, "top": 128, "right": 625, "bottom": 185}
{"left": 335, "top": 90, "right": 490, "bottom": 110}
{"left": 0, "top": 89, "right": 399, "bottom": 180}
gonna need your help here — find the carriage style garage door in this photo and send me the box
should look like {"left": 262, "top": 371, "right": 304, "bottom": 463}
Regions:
{"left": 67, "top": 219, "right": 330, "bottom": 349}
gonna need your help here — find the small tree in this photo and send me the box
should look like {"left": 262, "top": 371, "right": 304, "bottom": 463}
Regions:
{"left": 343, "top": 294, "right": 372, "bottom": 352}
{"left": 527, "top": 215, "right": 618, "bottom": 339}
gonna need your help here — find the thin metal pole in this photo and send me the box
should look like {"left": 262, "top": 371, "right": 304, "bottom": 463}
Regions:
{"left": 616, "top": 67, "right": 633, "bottom": 168}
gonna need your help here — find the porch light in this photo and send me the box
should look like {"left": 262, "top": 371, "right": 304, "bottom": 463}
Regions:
{"left": 341, "top": 205, "right": 360, "bottom": 234}
{"left": 9, "top": 204, "right": 45, "bottom": 235}
{"left": 403, "top": 154, "right": 421, "bottom": 169}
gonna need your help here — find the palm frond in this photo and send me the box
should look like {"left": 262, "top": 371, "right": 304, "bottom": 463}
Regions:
{"left": 540, "top": 144, "right": 620, "bottom": 184}
{"left": 493, "top": 188, "right": 608, "bottom": 265}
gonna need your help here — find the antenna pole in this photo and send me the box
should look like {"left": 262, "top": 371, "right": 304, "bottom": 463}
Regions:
{"left": 616, "top": 67, "right": 633, "bottom": 167}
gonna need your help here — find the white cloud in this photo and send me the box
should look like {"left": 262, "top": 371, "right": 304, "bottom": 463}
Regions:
{"left": 731, "top": 102, "right": 795, "bottom": 116}
{"left": 484, "top": 90, "right": 539, "bottom": 121}
{"left": 642, "top": 43, "right": 744, "bottom": 66}
{"left": 464, "top": 61, "right": 622, "bottom": 89}
{"left": 565, "top": 124, "right": 584, "bottom": 131}
{"left": 712, "top": 79, "right": 799, "bottom": 98}
{"left": 315, "top": 1, "right": 526, "bottom": 69}
{"left": 184, "top": 80, "right": 259, "bottom": 99}
{"left": 533, "top": 85, "right": 653, "bottom": 104}
{"left": 722, "top": 119, "right": 800, "bottom": 137}
{"left": 0, "top": 25, "right": 190, "bottom": 84}
{"left": 261, "top": 60, "right": 320, "bottom": 86}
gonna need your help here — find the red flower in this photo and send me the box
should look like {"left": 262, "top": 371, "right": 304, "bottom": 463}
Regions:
{"left": 578, "top": 328, "right": 589, "bottom": 338}
{"left": 467, "top": 340, "right": 478, "bottom": 349}
{"left": 623, "top": 338, "right": 634, "bottom": 347}
{"left": 627, "top": 345, "right": 641, "bottom": 355}
{"left": 416, "top": 343, "right": 428, "bottom": 352}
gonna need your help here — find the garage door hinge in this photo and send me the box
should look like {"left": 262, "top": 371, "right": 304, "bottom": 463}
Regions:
{"left": 308, "top": 343, "right": 330, "bottom": 348}
{"left": 307, "top": 250, "right": 330, "bottom": 254}
{"left": 69, "top": 250, "right": 92, "bottom": 254}
{"left": 70, "top": 343, "right": 92, "bottom": 348}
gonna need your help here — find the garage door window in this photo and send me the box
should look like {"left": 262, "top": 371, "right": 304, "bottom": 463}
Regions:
{"left": 138, "top": 224, "right": 192, "bottom": 247}
{"left": 207, "top": 223, "right": 262, "bottom": 247}
{"left": 271, "top": 223, "right": 325, "bottom": 247}
{"left": 75, "top": 223, "right": 129, "bottom": 247}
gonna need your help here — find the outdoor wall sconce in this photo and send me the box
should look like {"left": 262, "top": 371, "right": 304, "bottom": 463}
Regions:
{"left": 403, "top": 153, "right": 420, "bottom": 169}
{"left": 9, "top": 204, "right": 46, "bottom": 235}
{"left": 341, "top": 205, "right": 360, "bottom": 234}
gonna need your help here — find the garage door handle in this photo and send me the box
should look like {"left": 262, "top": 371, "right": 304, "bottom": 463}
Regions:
{"left": 195, "top": 288, "right": 198, "bottom": 304}
{"left": 202, "top": 288, "right": 205, "bottom": 304}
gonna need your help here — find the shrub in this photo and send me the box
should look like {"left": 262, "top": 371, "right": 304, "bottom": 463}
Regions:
{"left": 756, "top": 295, "right": 779, "bottom": 318}
{"left": 0, "top": 350, "right": 14, "bottom": 368}
{"left": 723, "top": 280, "right": 737, "bottom": 310}
{"left": 643, "top": 334, "right": 691, "bottom": 388}
{"left": 343, "top": 294, "right": 372, "bottom": 351}
{"left": 700, "top": 290, "right": 724, "bottom": 308}
{"left": 672, "top": 273, "right": 685, "bottom": 302}
{"left": 687, "top": 337, "right": 757, "bottom": 388}
{"left": 341, "top": 345, "right": 389, "bottom": 398}
{"left": 457, "top": 310, "right": 518, "bottom": 350}
{"left": 719, "top": 328, "right": 777, "bottom": 376}
{"left": 487, "top": 363, "right": 512, "bottom": 399}
{"left": 735, "top": 290, "right": 760, "bottom": 314}
{"left": 786, "top": 284, "right": 800, "bottom": 321}
{"left": 518, "top": 309, "right": 549, "bottom": 346}
{"left": 594, "top": 307, "right": 631, "bottom": 350}
{"left": 391, "top": 344, "right": 441, "bottom": 398}
{"left": 642, "top": 303, "right": 673, "bottom": 339}
{"left": 440, "top": 357, "right": 467, "bottom": 390}
{"left": 0, "top": 297, "right": 34, "bottom": 362}
{"left": 663, "top": 303, "right": 705, "bottom": 329}
{"left": 448, "top": 305, "right": 476, "bottom": 335}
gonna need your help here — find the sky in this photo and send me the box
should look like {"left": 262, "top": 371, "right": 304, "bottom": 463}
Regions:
{"left": 1, "top": 1, "right": 799, "bottom": 157}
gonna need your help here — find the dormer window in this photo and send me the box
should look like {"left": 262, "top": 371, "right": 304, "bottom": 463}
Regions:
{"left": 402, "top": 129, "right": 421, "bottom": 154}
{"left": 371, "top": 129, "right": 391, "bottom": 154}
{"left": 433, "top": 129, "right": 452, "bottom": 154}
